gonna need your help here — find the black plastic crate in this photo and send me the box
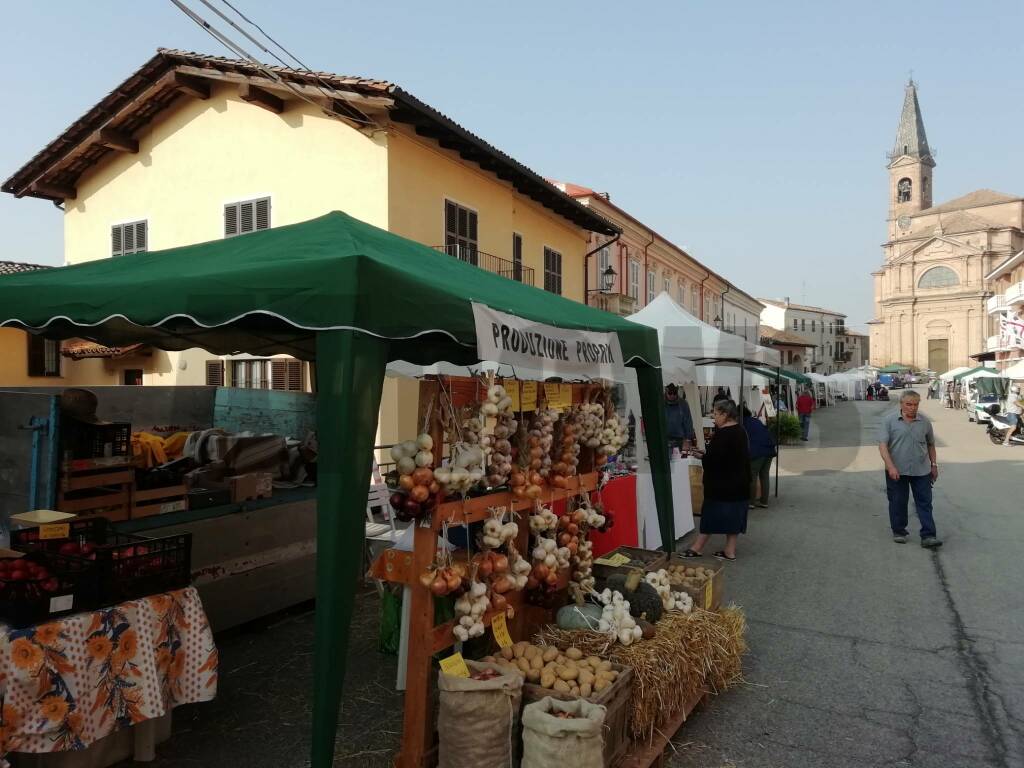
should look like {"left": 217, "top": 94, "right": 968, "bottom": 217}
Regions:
{"left": 103, "top": 533, "right": 193, "bottom": 604}
{"left": 62, "top": 420, "right": 131, "bottom": 459}
{"left": 11, "top": 517, "right": 143, "bottom": 554}
{"left": 0, "top": 553, "right": 79, "bottom": 628}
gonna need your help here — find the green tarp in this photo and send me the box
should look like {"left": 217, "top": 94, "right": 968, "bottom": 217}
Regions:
{"left": 0, "top": 211, "right": 675, "bottom": 768}
{"left": 877, "top": 364, "right": 912, "bottom": 373}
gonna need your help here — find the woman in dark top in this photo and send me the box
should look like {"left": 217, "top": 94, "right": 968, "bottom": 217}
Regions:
{"left": 682, "top": 399, "right": 750, "bottom": 561}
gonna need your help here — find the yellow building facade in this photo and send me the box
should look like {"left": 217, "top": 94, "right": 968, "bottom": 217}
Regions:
{"left": 3, "top": 50, "right": 612, "bottom": 447}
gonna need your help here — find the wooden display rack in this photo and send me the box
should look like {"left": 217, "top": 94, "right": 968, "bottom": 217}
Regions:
{"left": 371, "top": 378, "right": 601, "bottom": 768}
{"left": 57, "top": 456, "right": 133, "bottom": 521}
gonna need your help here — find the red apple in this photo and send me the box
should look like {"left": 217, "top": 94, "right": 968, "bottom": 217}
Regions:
{"left": 9, "top": 569, "right": 27, "bottom": 581}
{"left": 42, "top": 578, "right": 59, "bottom": 592}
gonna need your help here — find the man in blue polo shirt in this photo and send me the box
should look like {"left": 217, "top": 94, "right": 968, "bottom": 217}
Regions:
{"left": 878, "top": 390, "right": 941, "bottom": 548}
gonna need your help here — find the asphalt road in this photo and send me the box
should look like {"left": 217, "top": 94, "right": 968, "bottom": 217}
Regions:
{"left": 670, "top": 388, "right": 1024, "bottom": 768}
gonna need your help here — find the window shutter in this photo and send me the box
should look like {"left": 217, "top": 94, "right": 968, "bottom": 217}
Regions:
{"left": 225, "top": 204, "right": 239, "bottom": 237}
{"left": 111, "top": 225, "right": 123, "bottom": 257}
{"left": 27, "top": 334, "right": 46, "bottom": 377}
{"left": 271, "top": 360, "right": 288, "bottom": 390}
{"left": 134, "top": 221, "right": 147, "bottom": 252}
{"left": 287, "top": 360, "right": 303, "bottom": 391}
{"left": 255, "top": 198, "right": 270, "bottom": 231}
{"left": 205, "top": 360, "right": 224, "bottom": 386}
{"left": 444, "top": 201, "right": 457, "bottom": 249}
{"left": 123, "top": 223, "right": 135, "bottom": 253}
{"left": 240, "top": 201, "right": 255, "bottom": 234}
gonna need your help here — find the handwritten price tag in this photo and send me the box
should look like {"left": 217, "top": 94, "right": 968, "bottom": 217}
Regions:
{"left": 491, "top": 613, "right": 514, "bottom": 649}
{"left": 704, "top": 579, "right": 713, "bottom": 610}
{"left": 439, "top": 651, "right": 471, "bottom": 679}
{"left": 39, "top": 524, "right": 70, "bottom": 540}
{"left": 594, "top": 553, "right": 631, "bottom": 567}
{"left": 521, "top": 381, "right": 538, "bottom": 411}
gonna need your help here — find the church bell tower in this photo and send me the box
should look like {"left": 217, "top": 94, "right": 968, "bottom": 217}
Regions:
{"left": 887, "top": 79, "right": 935, "bottom": 241}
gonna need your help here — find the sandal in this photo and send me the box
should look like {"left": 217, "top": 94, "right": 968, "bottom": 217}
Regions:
{"left": 712, "top": 550, "right": 736, "bottom": 561}
{"left": 681, "top": 548, "right": 702, "bottom": 558}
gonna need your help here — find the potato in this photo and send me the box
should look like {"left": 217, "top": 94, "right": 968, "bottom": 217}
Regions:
{"left": 597, "top": 660, "right": 612, "bottom": 672}
{"left": 585, "top": 656, "right": 602, "bottom": 669}
{"left": 526, "top": 668, "right": 541, "bottom": 682}
{"left": 541, "top": 671, "right": 556, "bottom": 689}
{"left": 513, "top": 641, "right": 529, "bottom": 658}
{"left": 580, "top": 682, "right": 592, "bottom": 698}
{"left": 530, "top": 655, "right": 544, "bottom": 671}
{"left": 558, "top": 665, "right": 579, "bottom": 681}
{"left": 553, "top": 679, "right": 571, "bottom": 694}
{"left": 566, "top": 647, "right": 583, "bottom": 661}
{"left": 578, "top": 670, "right": 595, "bottom": 686}
{"left": 594, "top": 678, "right": 610, "bottom": 692}
{"left": 523, "top": 645, "right": 539, "bottom": 660}
{"left": 570, "top": 685, "right": 580, "bottom": 697}
{"left": 516, "top": 658, "right": 532, "bottom": 674}
{"left": 542, "top": 646, "right": 560, "bottom": 663}
{"left": 544, "top": 661, "right": 557, "bottom": 671}
{"left": 500, "top": 647, "right": 515, "bottom": 660}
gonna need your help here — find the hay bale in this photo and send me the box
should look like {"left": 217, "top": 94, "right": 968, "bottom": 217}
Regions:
{"left": 535, "top": 605, "right": 746, "bottom": 742}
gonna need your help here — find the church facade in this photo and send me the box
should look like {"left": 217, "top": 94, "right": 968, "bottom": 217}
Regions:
{"left": 869, "top": 81, "right": 1024, "bottom": 372}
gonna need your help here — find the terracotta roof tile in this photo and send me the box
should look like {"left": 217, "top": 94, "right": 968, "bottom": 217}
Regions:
{"left": 61, "top": 341, "right": 146, "bottom": 360}
{"left": 758, "top": 298, "right": 846, "bottom": 317}
{"left": 0, "top": 261, "right": 51, "bottom": 275}
{"left": 759, "top": 326, "right": 816, "bottom": 347}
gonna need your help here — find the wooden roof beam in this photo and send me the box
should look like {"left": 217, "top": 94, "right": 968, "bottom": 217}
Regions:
{"left": 31, "top": 182, "right": 76, "bottom": 200}
{"left": 240, "top": 83, "right": 284, "bottom": 114}
{"left": 172, "top": 72, "right": 211, "bottom": 99}
{"left": 94, "top": 127, "right": 138, "bottom": 153}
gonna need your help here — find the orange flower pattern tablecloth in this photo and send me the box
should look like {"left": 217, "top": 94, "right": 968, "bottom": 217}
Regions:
{"left": 0, "top": 587, "right": 217, "bottom": 764}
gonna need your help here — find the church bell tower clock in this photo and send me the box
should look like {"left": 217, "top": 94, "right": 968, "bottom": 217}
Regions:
{"left": 887, "top": 79, "right": 935, "bottom": 241}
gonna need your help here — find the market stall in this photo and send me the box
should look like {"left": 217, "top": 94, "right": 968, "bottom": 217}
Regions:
{"left": 0, "top": 212, "right": 683, "bottom": 768}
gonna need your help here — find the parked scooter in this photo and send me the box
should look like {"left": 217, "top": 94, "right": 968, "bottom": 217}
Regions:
{"left": 986, "top": 406, "right": 1024, "bottom": 445}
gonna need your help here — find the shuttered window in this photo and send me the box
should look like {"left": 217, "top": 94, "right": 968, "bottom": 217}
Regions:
{"left": 543, "top": 247, "right": 562, "bottom": 295}
{"left": 629, "top": 260, "right": 640, "bottom": 301}
{"left": 512, "top": 233, "right": 523, "bottom": 282}
{"left": 271, "top": 359, "right": 304, "bottom": 391}
{"left": 27, "top": 335, "right": 60, "bottom": 377}
{"left": 205, "top": 360, "right": 225, "bottom": 386}
{"left": 444, "top": 200, "right": 478, "bottom": 265}
{"left": 111, "top": 221, "right": 147, "bottom": 257}
{"left": 647, "top": 271, "right": 656, "bottom": 304}
{"left": 225, "top": 197, "right": 271, "bottom": 238}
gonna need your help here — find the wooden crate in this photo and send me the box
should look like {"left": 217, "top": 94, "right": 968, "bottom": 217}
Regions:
{"left": 593, "top": 546, "right": 669, "bottom": 586}
{"left": 57, "top": 459, "right": 133, "bottom": 521}
{"left": 620, "top": 684, "right": 707, "bottom": 768}
{"left": 521, "top": 663, "right": 634, "bottom": 768}
{"left": 664, "top": 555, "right": 724, "bottom": 611}
{"left": 131, "top": 484, "right": 189, "bottom": 519}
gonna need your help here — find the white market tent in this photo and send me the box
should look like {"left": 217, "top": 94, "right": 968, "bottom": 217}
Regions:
{"left": 959, "top": 368, "right": 1003, "bottom": 384}
{"left": 1001, "top": 360, "right": 1024, "bottom": 379}
{"left": 940, "top": 366, "right": 972, "bottom": 380}
{"left": 826, "top": 371, "right": 868, "bottom": 401}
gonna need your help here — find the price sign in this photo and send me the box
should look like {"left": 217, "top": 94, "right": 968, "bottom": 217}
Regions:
{"left": 704, "top": 578, "right": 714, "bottom": 610}
{"left": 521, "top": 381, "right": 538, "bottom": 411}
{"left": 593, "top": 552, "right": 631, "bottom": 567}
{"left": 491, "top": 613, "right": 514, "bottom": 649}
{"left": 39, "top": 524, "right": 70, "bottom": 540}
{"left": 439, "top": 651, "right": 471, "bottom": 678}
{"left": 502, "top": 379, "right": 521, "bottom": 411}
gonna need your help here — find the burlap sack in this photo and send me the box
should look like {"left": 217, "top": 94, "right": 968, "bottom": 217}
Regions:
{"left": 438, "top": 660, "right": 523, "bottom": 768}
{"left": 521, "top": 697, "right": 606, "bottom": 768}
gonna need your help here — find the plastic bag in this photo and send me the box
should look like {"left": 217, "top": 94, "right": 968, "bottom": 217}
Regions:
{"left": 522, "top": 696, "right": 606, "bottom": 768}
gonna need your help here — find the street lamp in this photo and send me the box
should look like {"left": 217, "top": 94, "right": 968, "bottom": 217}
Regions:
{"left": 713, "top": 315, "right": 722, "bottom": 330}
{"left": 587, "top": 265, "right": 618, "bottom": 296}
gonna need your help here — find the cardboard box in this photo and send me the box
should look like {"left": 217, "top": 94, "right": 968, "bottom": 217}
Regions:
{"left": 229, "top": 472, "right": 273, "bottom": 503}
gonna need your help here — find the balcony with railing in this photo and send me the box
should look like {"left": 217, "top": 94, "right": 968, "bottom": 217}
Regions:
{"left": 988, "top": 293, "right": 1008, "bottom": 314}
{"left": 1006, "top": 281, "right": 1024, "bottom": 306}
{"left": 592, "top": 293, "right": 638, "bottom": 316}
{"left": 433, "top": 243, "right": 535, "bottom": 286}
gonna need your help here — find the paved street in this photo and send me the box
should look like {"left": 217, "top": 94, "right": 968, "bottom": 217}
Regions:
{"left": 672, "top": 389, "right": 1024, "bottom": 768}
{"left": 126, "top": 390, "right": 1024, "bottom": 768}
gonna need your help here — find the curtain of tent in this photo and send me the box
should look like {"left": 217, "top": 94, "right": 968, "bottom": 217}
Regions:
{"left": 311, "top": 330, "right": 390, "bottom": 767}
{"left": 635, "top": 366, "right": 676, "bottom": 550}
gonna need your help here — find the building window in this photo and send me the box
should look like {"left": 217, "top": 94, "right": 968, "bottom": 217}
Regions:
{"left": 543, "top": 247, "right": 562, "bottom": 294}
{"left": 629, "top": 260, "right": 640, "bottom": 301}
{"left": 801, "top": 319, "right": 806, "bottom": 331}
{"left": 111, "top": 220, "right": 147, "bottom": 257}
{"left": 205, "top": 360, "right": 225, "bottom": 386}
{"left": 691, "top": 285, "right": 698, "bottom": 314}
{"left": 444, "top": 199, "right": 478, "bottom": 265}
{"left": 232, "top": 359, "right": 269, "bottom": 389}
{"left": 663, "top": 276, "right": 671, "bottom": 295}
{"left": 27, "top": 335, "right": 60, "bottom": 377}
{"left": 811, "top": 320, "right": 816, "bottom": 332}
{"left": 512, "top": 233, "right": 523, "bottom": 282}
{"left": 647, "top": 271, "right": 656, "bottom": 303}
{"left": 225, "top": 197, "right": 271, "bottom": 237}
{"left": 897, "top": 178, "right": 912, "bottom": 203}
{"left": 793, "top": 318, "right": 798, "bottom": 330}
{"left": 271, "top": 359, "right": 304, "bottom": 391}
{"left": 598, "top": 243, "right": 610, "bottom": 275}
{"left": 677, "top": 280, "right": 685, "bottom": 304}
{"left": 123, "top": 369, "right": 143, "bottom": 386}
{"left": 918, "top": 266, "right": 960, "bottom": 289}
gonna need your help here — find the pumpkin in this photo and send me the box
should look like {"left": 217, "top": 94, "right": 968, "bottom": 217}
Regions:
{"left": 556, "top": 602, "right": 603, "bottom": 631}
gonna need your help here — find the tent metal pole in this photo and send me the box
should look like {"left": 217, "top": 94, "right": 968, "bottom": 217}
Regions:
{"left": 310, "top": 329, "right": 389, "bottom": 768}
{"left": 775, "top": 366, "right": 781, "bottom": 498}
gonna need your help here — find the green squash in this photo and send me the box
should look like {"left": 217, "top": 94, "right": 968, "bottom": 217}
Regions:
{"left": 557, "top": 602, "right": 603, "bottom": 631}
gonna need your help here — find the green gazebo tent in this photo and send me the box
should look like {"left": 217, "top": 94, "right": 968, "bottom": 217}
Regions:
{"left": 0, "top": 211, "right": 676, "bottom": 767}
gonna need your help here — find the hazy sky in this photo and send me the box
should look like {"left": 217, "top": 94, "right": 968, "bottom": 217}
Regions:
{"left": 3, "top": 1, "right": 1023, "bottom": 329}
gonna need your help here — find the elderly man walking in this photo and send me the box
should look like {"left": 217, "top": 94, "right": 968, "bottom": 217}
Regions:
{"left": 878, "top": 390, "right": 941, "bottom": 548}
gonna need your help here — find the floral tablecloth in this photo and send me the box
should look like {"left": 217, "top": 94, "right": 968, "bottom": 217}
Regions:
{"left": 0, "top": 587, "right": 217, "bottom": 764}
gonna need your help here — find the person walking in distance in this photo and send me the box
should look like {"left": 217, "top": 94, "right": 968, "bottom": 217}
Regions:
{"left": 878, "top": 390, "right": 941, "bottom": 548}
{"left": 796, "top": 388, "right": 815, "bottom": 442}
